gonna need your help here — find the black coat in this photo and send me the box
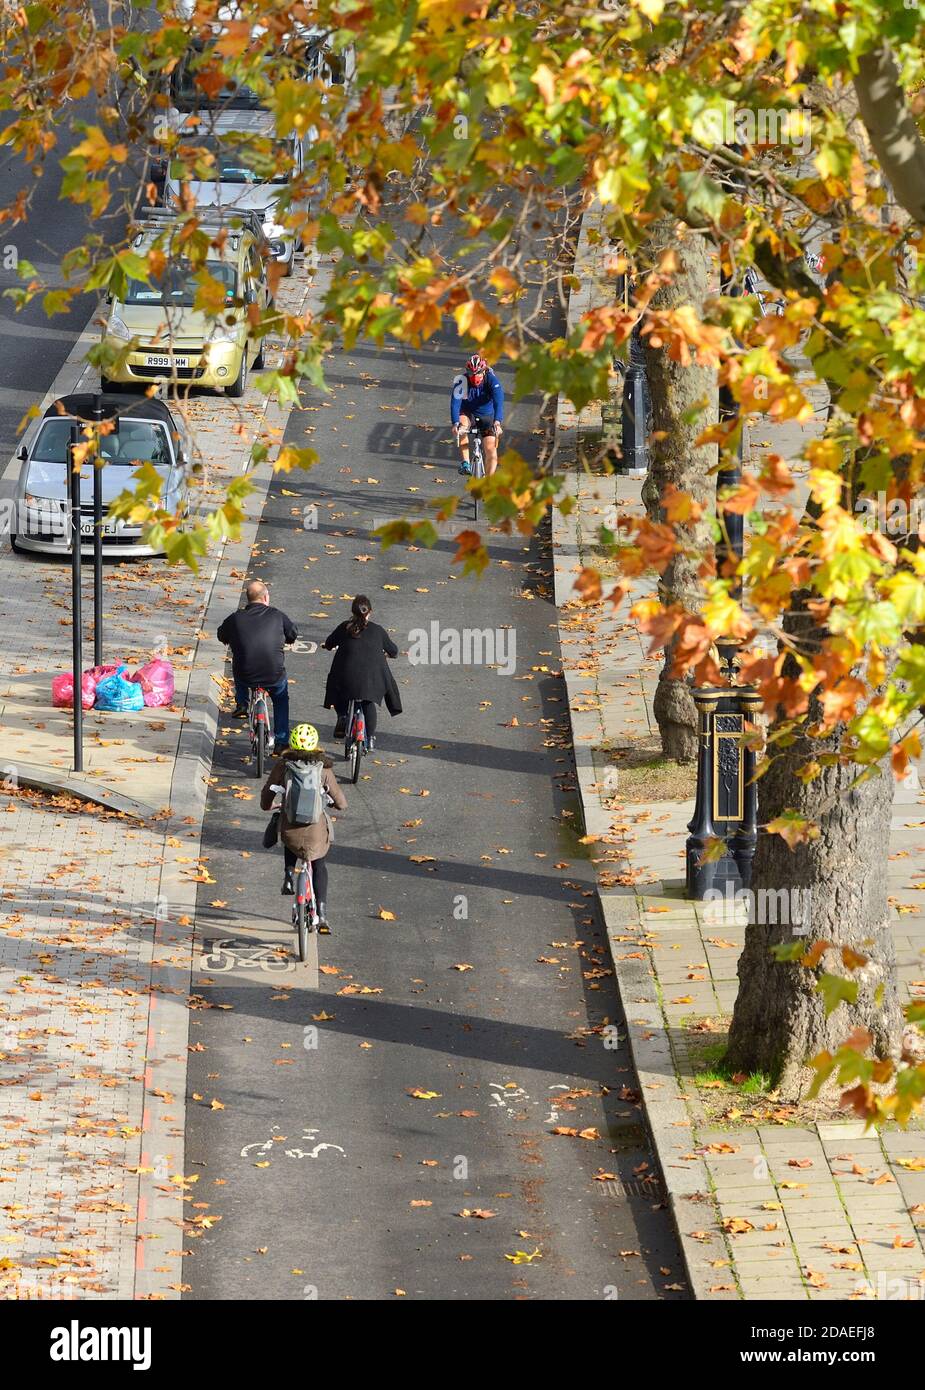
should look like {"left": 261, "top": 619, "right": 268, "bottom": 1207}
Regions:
{"left": 217, "top": 603, "right": 297, "bottom": 686}
{"left": 323, "top": 620, "right": 399, "bottom": 709}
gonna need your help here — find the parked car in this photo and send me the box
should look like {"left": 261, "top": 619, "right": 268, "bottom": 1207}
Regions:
{"left": 11, "top": 394, "right": 191, "bottom": 559}
{"left": 164, "top": 111, "right": 309, "bottom": 275}
{"left": 99, "top": 207, "right": 271, "bottom": 395}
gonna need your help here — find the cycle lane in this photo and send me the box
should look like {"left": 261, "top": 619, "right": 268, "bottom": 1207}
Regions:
{"left": 182, "top": 320, "right": 689, "bottom": 1299}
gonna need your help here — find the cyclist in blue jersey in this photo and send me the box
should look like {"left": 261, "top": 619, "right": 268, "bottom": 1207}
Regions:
{"left": 450, "top": 354, "right": 504, "bottom": 476}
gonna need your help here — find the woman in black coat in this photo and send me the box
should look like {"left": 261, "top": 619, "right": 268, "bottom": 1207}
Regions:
{"left": 323, "top": 595, "right": 399, "bottom": 748}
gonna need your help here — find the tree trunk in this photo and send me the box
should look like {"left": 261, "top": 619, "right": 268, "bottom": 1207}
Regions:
{"left": 639, "top": 218, "right": 717, "bottom": 763}
{"left": 726, "top": 719, "right": 903, "bottom": 1100}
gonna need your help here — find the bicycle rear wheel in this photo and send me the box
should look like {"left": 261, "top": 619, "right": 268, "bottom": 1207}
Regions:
{"left": 255, "top": 719, "right": 267, "bottom": 779}
{"left": 350, "top": 740, "right": 362, "bottom": 784}
{"left": 344, "top": 701, "right": 355, "bottom": 763}
{"left": 294, "top": 866, "right": 312, "bottom": 962}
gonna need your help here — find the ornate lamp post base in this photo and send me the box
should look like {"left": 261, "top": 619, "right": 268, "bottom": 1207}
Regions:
{"left": 685, "top": 684, "right": 760, "bottom": 899}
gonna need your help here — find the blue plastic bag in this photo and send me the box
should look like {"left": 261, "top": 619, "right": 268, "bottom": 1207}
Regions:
{"left": 94, "top": 664, "right": 145, "bottom": 713}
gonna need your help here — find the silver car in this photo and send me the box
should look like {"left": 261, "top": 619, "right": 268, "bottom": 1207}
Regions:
{"left": 11, "top": 393, "right": 191, "bottom": 559}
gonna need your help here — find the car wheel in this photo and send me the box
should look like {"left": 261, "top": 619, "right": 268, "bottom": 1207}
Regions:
{"left": 10, "top": 534, "right": 21, "bottom": 553}
{"left": 254, "top": 341, "right": 265, "bottom": 370}
{"left": 226, "top": 351, "right": 248, "bottom": 398}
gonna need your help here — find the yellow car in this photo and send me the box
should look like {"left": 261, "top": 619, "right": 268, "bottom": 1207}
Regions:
{"left": 100, "top": 208, "right": 271, "bottom": 396}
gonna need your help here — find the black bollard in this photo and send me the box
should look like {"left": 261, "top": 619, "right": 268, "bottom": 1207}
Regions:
{"left": 618, "top": 325, "right": 650, "bottom": 477}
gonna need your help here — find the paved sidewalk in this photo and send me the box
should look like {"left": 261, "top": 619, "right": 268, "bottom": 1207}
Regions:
{"left": 0, "top": 254, "right": 330, "bottom": 1299}
{"left": 552, "top": 208, "right": 925, "bottom": 1301}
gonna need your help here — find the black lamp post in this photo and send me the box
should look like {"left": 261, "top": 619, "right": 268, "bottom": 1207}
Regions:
{"left": 685, "top": 268, "right": 761, "bottom": 899}
{"left": 612, "top": 273, "right": 650, "bottom": 478}
{"left": 68, "top": 424, "right": 84, "bottom": 772}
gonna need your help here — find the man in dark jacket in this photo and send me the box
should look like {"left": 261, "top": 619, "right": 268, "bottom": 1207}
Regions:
{"left": 218, "top": 580, "right": 298, "bottom": 751}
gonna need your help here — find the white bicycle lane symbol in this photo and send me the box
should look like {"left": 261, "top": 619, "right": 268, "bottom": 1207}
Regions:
{"left": 199, "top": 939, "right": 294, "bottom": 974}
{"left": 240, "top": 1125, "right": 346, "bottom": 1161}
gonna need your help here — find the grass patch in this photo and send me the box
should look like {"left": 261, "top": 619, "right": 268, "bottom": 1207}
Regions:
{"left": 605, "top": 738, "right": 696, "bottom": 802}
{"left": 692, "top": 1041, "right": 771, "bottom": 1095}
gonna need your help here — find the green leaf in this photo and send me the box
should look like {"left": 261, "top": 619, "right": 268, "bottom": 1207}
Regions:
{"left": 816, "top": 973, "right": 859, "bottom": 1016}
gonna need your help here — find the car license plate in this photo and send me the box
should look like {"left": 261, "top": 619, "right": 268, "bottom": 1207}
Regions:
{"left": 80, "top": 520, "right": 119, "bottom": 537}
{"left": 146, "top": 354, "right": 189, "bottom": 369}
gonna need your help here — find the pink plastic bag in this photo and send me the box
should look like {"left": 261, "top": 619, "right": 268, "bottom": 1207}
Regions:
{"left": 130, "top": 657, "right": 175, "bottom": 708}
{"left": 52, "top": 672, "right": 81, "bottom": 709}
{"left": 52, "top": 664, "right": 118, "bottom": 711}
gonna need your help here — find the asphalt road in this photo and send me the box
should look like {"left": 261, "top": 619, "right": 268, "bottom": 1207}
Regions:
{"left": 183, "top": 300, "right": 688, "bottom": 1299}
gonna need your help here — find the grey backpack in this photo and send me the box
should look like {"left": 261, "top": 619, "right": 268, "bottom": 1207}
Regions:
{"left": 284, "top": 760, "right": 325, "bottom": 827}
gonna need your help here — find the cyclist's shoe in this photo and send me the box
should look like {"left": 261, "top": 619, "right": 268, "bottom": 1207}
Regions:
{"left": 273, "top": 741, "right": 288, "bottom": 755}
{"left": 458, "top": 459, "right": 472, "bottom": 476}
{"left": 282, "top": 871, "right": 294, "bottom": 896}
{"left": 333, "top": 718, "right": 346, "bottom": 739}
{"left": 317, "top": 901, "right": 330, "bottom": 934}
{"left": 232, "top": 706, "right": 248, "bottom": 719}
{"left": 367, "top": 737, "right": 376, "bottom": 751}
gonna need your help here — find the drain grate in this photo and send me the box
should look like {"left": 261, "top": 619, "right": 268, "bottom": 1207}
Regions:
{"left": 597, "top": 1176, "right": 665, "bottom": 1201}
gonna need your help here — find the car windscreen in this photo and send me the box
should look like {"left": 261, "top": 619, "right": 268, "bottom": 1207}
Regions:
{"left": 169, "top": 143, "right": 293, "bottom": 185}
{"left": 212, "top": 143, "right": 294, "bottom": 184}
{"left": 32, "top": 419, "right": 172, "bottom": 466}
{"left": 123, "top": 260, "right": 237, "bottom": 307}
{"left": 170, "top": 37, "right": 327, "bottom": 110}
{"left": 171, "top": 43, "right": 266, "bottom": 110}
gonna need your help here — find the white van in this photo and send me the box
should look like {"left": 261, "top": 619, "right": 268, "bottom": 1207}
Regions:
{"left": 164, "top": 111, "right": 310, "bottom": 275}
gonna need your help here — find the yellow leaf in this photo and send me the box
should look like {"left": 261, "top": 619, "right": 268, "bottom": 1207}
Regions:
{"left": 531, "top": 64, "right": 556, "bottom": 105}
{"left": 453, "top": 298, "right": 495, "bottom": 343}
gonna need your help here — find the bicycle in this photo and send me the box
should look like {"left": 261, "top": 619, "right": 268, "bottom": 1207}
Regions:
{"left": 292, "top": 854, "right": 317, "bottom": 963}
{"left": 464, "top": 426, "right": 486, "bottom": 521}
{"left": 344, "top": 698, "right": 367, "bottom": 784}
{"left": 248, "top": 684, "right": 272, "bottom": 778}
